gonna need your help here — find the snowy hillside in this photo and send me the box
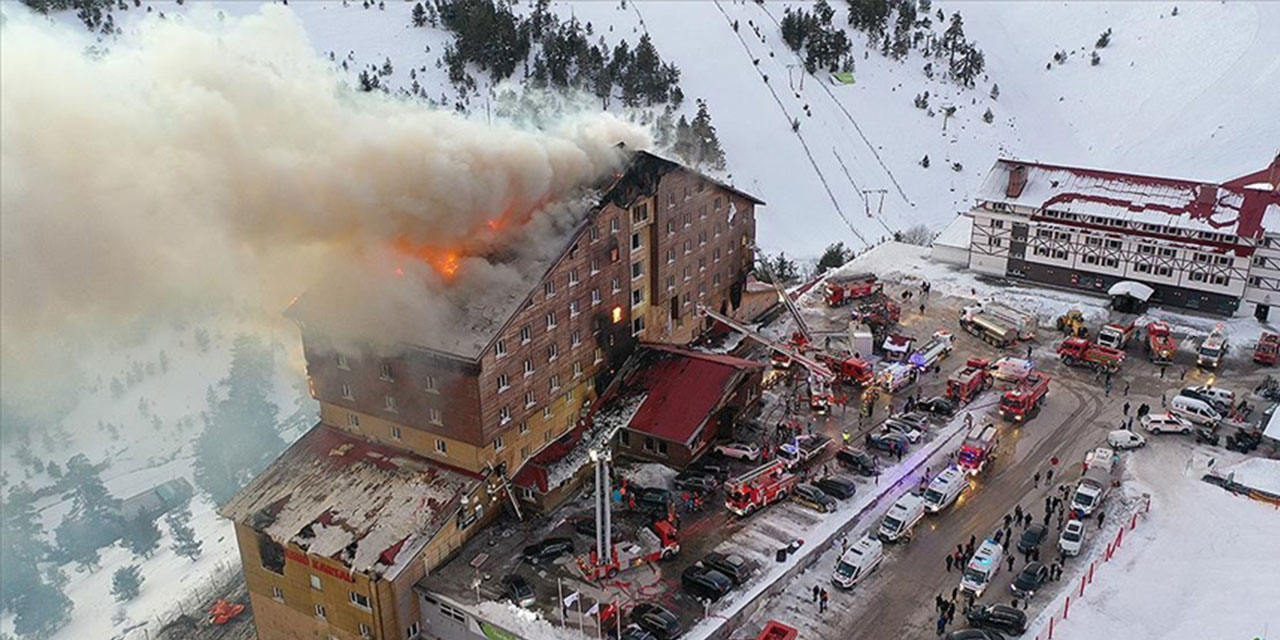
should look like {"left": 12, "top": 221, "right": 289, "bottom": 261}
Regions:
{"left": 42, "top": 0, "right": 1280, "bottom": 260}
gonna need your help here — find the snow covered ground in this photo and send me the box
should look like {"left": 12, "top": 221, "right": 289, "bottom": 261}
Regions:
{"left": 1029, "top": 440, "right": 1280, "bottom": 640}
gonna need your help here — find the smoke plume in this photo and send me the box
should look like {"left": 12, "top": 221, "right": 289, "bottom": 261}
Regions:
{"left": 0, "top": 5, "right": 651, "bottom": 401}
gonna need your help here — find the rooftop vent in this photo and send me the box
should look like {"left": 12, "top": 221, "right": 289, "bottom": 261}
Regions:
{"left": 1006, "top": 164, "right": 1028, "bottom": 198}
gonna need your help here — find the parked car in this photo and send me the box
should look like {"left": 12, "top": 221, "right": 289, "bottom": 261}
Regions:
{"left": 713, "top": 441, "right": 761, "bottom": 462}
{"left": 1179, "top": 385, "right": 1235, "bottom": 413}
{"left": 673, "top": 472, "right": 719, "bottom": 493}
{"left": 1107, "top": 429, "right": 1146, "bottom": 450}
{"left": 1010, "top": 561, "right": 1049, "bottom": 599}
{"left": 701, "top": 552, "right": 753, "bottom": 586}
{"left": 867, "top": 431, "right": 910, "bottom": 455}
{"left": 836, "top": 446, "right": 879, "bottom": 476}
{"left": 918, "top": 396, "right": 956, "bottom": 416}
{"left": 680, "top": 564, "right": 734, "bottom": 602}
{"left": 620, "top": 625, "right": 659, "bottom": 640}
{"left": 636, "top": 487, "right": 673, "bottom": 513}
{"left": 1195, "top": 426, "right": 1220, "bottom": 446}
{"left": 793, "top": 483, "right": 838, "bottom": 513}
{"left": 1058, "top": 519, "right": 1085, "bottom": 556}
{"left": 814, "top": 475, "right": 858, "bottom": 499}
{"left": 686, "top": 460, "right": 733, "bottom": 480}
{"left": 523, "top": 537, "right": 574, "bottom": 565}
{"left": 893, "top": 411, "right": 933, "bottom": 430}
{"left": 572, "top": 518, "right": 624, "bottom": 542}
{"left": 1142, "top": 412, "right": 1191, "bottom": 435}
{"left": 945, "top": 630, "right": 1007, "bottom": 640}
{"left": 881, "top": 419, "right": 923, "bottom": 443}
{"left": 501, "top": 574, "right": 536, "bottom": 608}
{"left": 965, "top": 603, "right": 1028, "bottom": 635}
{"left": 1017, "top": 523, "right": 1048, "bottom": 554}
{"left": 630, "top": 603, "right": 682, "bottom": 640}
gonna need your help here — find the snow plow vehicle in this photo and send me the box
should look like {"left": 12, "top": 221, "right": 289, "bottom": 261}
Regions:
{"left": 824, "top": 273, "right": 881, "bottom": 307}
{"left": 997, "top": 372, "right": 1050, "bottom": 423}
{"left": 1145, "top": 321, "right": 1177, "bottom": 365}
{"left": 725, "top": 461, "right": 799, "bottom": 517}
{"left": 1254, "top": 332, "right": 1280, "bottom": 365}
{"left": 1057, "top": 337, "right": 1125, "bottom": 373}
{"left": 1056, "top": 309, "right": 1088, "bottom": 338}
{"left": 946, "top": 358, "right": 992, "bottom": 405}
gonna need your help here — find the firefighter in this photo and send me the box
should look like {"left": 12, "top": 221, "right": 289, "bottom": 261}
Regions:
{"left": 842, "top": 429, "right": 851, "bottom": 445}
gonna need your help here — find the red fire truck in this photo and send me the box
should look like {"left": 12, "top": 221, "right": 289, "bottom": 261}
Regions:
{"left": 1254, "top": 332, "right": 1280, "bottom": 365}
{"left": 725, "top": 460, "right": 799, "bottom": 517}
{"left": 1096, "top": 320, "right": 1139, "bottom": 350}
{"left": 1145, "top": 321, "right": 1177, "bottom": 365}
{"left": 946, "top": 358, "right": 992, "bottom": 404}
{"left": 1057, "top": 337, "right": 1125, "bottom": 373}
{"left": 579, "top": 520, "right": 680, "bottom": 580}
{"left": 816, "top": 353, "right": 875, "bottom": 386}
{"left": 824, "top": 273, "right": 880, "bottom": 307}
{"left": 755, "top": 621, "right": 800, "bottom": 640}
{"left": 997, "top": 372, "right": 1050, "bottom": 423}
{"left": 957, "top": 424, "right": 999, "bottom": 475}
{"left": 770, "top": 331, "right": 812, "bottom": 369}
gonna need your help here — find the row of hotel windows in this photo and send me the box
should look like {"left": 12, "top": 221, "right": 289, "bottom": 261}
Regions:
{"left": 348, "top": 408, "right": 555, "bottom": 459}
{"left": 1035, "top": 208, "right": 1235, "bottom": 244}
{"left": 265, "top": 582, "right": 405, "bottom": 639}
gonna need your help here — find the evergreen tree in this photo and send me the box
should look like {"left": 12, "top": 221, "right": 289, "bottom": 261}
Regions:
{"left": 689, "top": 100, "right": 727, "bottom": 171}
{"left": 1095, "top": 27, "right": 1112, "bottom": 48}
{"left": 943, "top": 12, "right": 966, "bottom": 65}
{"left": 166, "top": 508, "right": 203, "bottom": 561}
{"left": 780, "top": 8, "right": 809, "bottom": 52}
{"left": 983, "top": 107, "right": 994, "bottom": 123}
{"left": 951, "top": 43, "right": 984, "bottom": 87}
{"left": 989, "top": 83, "right": 1000, "bottom": 100}
{"left": 1, "top": 484, "right": 52, "bottom": 613}
{"left": 54, "top": 454, "right": 123, "bottom": 571}
{"left": 771, "top": 254, "right": 799, "bottom": 283}
{"left": 920, "top": 154, "right": 930, "bottom": 168}
{"left": 111, "top": 565, "right": 143, "bottom": 602}
{"left": 119, "top": 516, "right": 162, "bottom": 559}
{"left": 673, "top": 115, "right": 695, "bottom": 163}
{"left": 411, "top": 2, "right": 427, "bottom": 27}
{"left": 846, "top": 0, "right": 890, "bottom": 36}
{"left": 817, "top": 242, "right": 852, "bottom": 274}
{"left": 194, "top": 336, "right": 285, "bottom": 506}
{"left": 11, "top": 578, "right": 72, "bottom": 638}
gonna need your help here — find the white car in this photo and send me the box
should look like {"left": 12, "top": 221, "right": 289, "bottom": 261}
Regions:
{"left": 1141, "top": 412, "right": 1191, "bottom": 435}
{"left": 1058, "top": 519, "right": 1085, "bottom": 556}
{"left": 713, "top": 441, "right": 761, "bottom": 462}
{"left": 1107, "top": 429, "right": 1146, "bottom": 450}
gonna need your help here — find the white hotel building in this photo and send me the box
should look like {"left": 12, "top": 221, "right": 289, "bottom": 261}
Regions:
{"left": 966, "top": 157, "right": 1280, "bottom": 319}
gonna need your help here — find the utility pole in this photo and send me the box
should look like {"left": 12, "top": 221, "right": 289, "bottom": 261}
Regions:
{"left": 786, "top": 63, "right": 805, "bottom": 92}
{"left": 861, "top": 189, "right": 888, "bottom": 218}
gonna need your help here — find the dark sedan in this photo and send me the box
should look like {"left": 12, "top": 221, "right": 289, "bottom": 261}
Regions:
{"left": 867, "top": 431, "right": 910, "bottom": 455}
{"left": 522, "top": 537, "right": 574, "bottom": 565}
{"left": 836, "top": 446, "right": 879, "bottom": 476}
{"left": 680, "top": 564, "right": 734, "bottom": 602}
{"left": 945, "top": 630, "right": 1006, "bottom": 640}
{"left": 1017, "top": 523, "right": 1048, "bottom": 554}
{"left": 965, "top": 603, "right": 1027, "bottom": 635}
{"left": 673, "top": 472, "right": 719, "bottom": 493}
{"left": 918, "top": 396, "right": 956, "bottom": 416}
{"left": 702, "top": 552, "right": 753, "bottom": 586}
{"left": 814, "top": 475, "right": 857, "bottom": 499}
{"left": 630, "top": 603, "right": 681, "bottom": 640}
{"left": 1011, "top": 561, "right": 1049, "bottom": 599}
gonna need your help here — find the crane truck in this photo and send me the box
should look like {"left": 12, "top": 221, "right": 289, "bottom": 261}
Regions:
{"left": 725, "top": 460, "right": 799, "bottom": 517}
{"left": 824, "top": 273, "right": 880, "bottom": 307}
{"left": 578, "top": 520, "right": 680, "bottom": 580}
{"left": 1144, "top": 321, "right": 1177, "bottom": 365}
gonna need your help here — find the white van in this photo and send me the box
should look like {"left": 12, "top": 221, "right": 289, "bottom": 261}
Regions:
{"left": 831, "top": 535, "right": 884, "bottom": 589}
{"left": 878, "top": 494, "right": 926, "bottom": 542}
{"left": 922, "top": 467, "right": 967, "bottom": 513}
{"left": 1170, "top": 395, "right": 1222, "bottom": 426}
{"left": 960, "top": 539, "right": 1003, "bottom": 597}
{"left": 1181, "top": 385, "right": 1235, "bottom": 412}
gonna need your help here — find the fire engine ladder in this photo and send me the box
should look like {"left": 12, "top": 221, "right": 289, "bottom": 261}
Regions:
{"left": 485, "top": 462, "right": 524, "bottom": 522}
{"left": 750, "top": 244, "right": 813, "bottom": 342}
{"left": 697, "top": 305, "right": 835, "bottom": 381}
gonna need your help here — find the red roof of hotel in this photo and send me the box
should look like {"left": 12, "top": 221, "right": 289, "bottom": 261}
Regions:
{"left": 621, "top": 345, "right": 761, "bottom": 444}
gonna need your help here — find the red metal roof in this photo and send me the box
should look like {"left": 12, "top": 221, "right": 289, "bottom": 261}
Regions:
{"left": 623, "top": 346, "right": 761, "bottom": 444}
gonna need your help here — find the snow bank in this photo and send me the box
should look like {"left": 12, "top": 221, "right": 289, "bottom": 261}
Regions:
{"left": 1212, "top": 457, "right": 1280, "bottom": 498}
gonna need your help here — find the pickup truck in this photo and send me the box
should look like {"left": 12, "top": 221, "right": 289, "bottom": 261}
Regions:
{"left": 777, "top": 434, "right": 832, "bottom": 470}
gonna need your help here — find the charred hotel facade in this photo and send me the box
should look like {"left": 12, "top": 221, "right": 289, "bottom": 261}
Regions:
{"left": 221, "top": 151, "right": 763, "bottom": 640}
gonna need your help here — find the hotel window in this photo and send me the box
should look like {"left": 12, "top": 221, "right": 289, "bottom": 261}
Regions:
{"left": 546, "top": 311, "right": 558, "bottom": 330}
{"left": 571, "top": 330, "right": 582, "bottom": 347}
{"left": 390, "top": 425, "right": 402, "bottom": 440}
{"left": 683, "top": 240, "right": 692, "bottom": 254}
{"left": 1102, "top": 257, "right": 1118, "bottom": 268}
{"left": 591, "top": 288, "right": 602, "bottom": 305}
{"left": 699, "top": 231, "right": 707, "bottom": 246}
{"left": 1190, "top": 272, "right": 1206, "bottom": 282}
{"left": 570, "top": 300, "right": 580, "bottom": 317}
{"left": 667, "top": 192, "right": 675, "bottom": 208}
{"left": 590, "top": 226, "right": 600, "bottom": 242}
{"left": 499, "top": 406, "right": 512, "bottom": 424}
{"left": 612, "top": 277, "right": 621, "bottom": 293}
{"left": 610, "top": 246, "right": 620, "bottom": 262}
{"left": 520, "top": 326, "right": 531, "bottom": 344}
{"left": 683, "top": 266, "right": 691, "bottom": 281}
{"left": 564, "top": 389, "right": 574, "bottom": 402}
{"left": 521, "top": 445, "right": 531, "bottom": 460}
{"left": 1083, "top": 255, "right": 1098, "bottom": 265}
{"left": 632, "top": 261, "right": 644, "bottom": 280}
{"left": 699, "top": 284, "right": 707, "bottom": 298}
{"left": 549, "top": 375, "right": 561, "bottom": 391}
{"left": 314, "top": 604, "right": 327, "bottom": 619}
{"left": 632, "top": 203, "right": 649, "bottom": 224}
{"left": 495, "top": 339, "right": 508, "bottom": 358}
{"left": 359, "top": 624, "right": 372, "bottom": 639}
{"left": 610, "top": 217, "right": 620, "bottom": 233}
{"left": 435, "top": 439, "right": 447, "bottom": 454}
{"left": 715, "top": 222, "right": 722, "bottom": 237}
{"left": 632, "top": 232, "right": 642, "bottom": 251}
{"left": 667, "top": 248, "right": 676, "bottom": 264}
{"left": 684, "top": 212, "right": 692, "bottom": 227}
{"left": 573, "top": 361, "right": 583, "bottom": 378}
{"left": 494, "top": 436, "right": 505, "bottom": 452}
{"left": 408, "top": 623, "right": 421, "bottom": 639}
{"left": 336, "top": 353, "right": 349, "bottom": 370}
{"left": 548, "top": 343, "right": 559, "bottom": 361}
{"left": 1212, "top": 275, "right": 1229, "bottom": 286}
{"left": 1134, "top": 263, "right": 1152, "bottom": 274}
{"left": 569, "top": 269, "right": 580, "bottom": 286}
{"left": 633, "top": 317, "right": 646, "bottom": 335}
{"left": 310, "top": 575, "right": 323, "bottom": 590}
{"left": 594, "top": 348, "right": 603, "bottom": 363}
{"left": 424, "top": 375, "right": 438, "bottom": 393}
{"left": 519, "top": 420, "right": 531, "bottom": 436}
{"left": 341, "top": 384, "right": 354, "bottom": 400}
{"left": 714, "top": 248, "right": 721, "bottom": 263}
{"left": 1215, "top": 255, "right": 1230, "bottom": 265}
{"left": 667, "top": 276, "right": 675, "bottom": 291}
{"left": 1107, "top": 240, "right": 1122, "bottom": 249}
{"left": 632, "top": 289, "right": 644, "bottom": 306}
{"left": 379, "top": 363, "right": 393, "bottom": 381}
{"left": 1156, "top": 266, "right": 1172, "bottom": 277}
{"left": 349, "top": 591, "right": 371, "bottom": 609}
{"left": 384, "top": 395, "right": 397, "bottom": 412}
{"left": 524, "top": 391, "right": 536, "bottom": 407}
{"left": 542, "top": 406, "right": 553, "bottom": 420}
{"left": 1052, "top": 249, "right": 1067, "bottom": 260}
{"left": 271, "top": 586, "right": 284, "bottom": 602}
{"left": 667, "top": 220, "right": 676, "bottom": 234}
{"left": 429, "top": 407, "right": 442, "bottom": 425}
{"left": 988, "top": 237, "right": 1003, "bottom": 248}
{"left": 699, "top": 257, "right": 707, "bottom": 272}
{"left": 590, "top": 258, "right": 600, "bottom": 275}
{"left": 545, "top": 280, "right": 556, "bottom": 297}
{"left": 1159, "top": 248, "right": 1176, "bottom": 257}
{"left": 523, "top": 359, "right": 534, "bottom": 376}
{"left": 714, "top": 273, "right": 722, "bottom": 287}
{"left": 1138, "top": 245, "right": 1154, "bottom": 255}
{"left": 714, "top": 197, "right": 722, "bottom": 211}
{"left": 1086, "top": 237, "right": 1102, "bottom": 247}
{"left": 497, "top": 374, "right": 510, "bottom": 391}
{"left": 347, "top": 413, "right": 359, "bottom": 427}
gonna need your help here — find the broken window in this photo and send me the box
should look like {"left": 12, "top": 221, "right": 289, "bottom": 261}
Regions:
{"left": 258, "top": 533, "right": 285, "bottom": 575}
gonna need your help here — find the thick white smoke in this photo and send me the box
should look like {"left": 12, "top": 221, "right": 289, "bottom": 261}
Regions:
{"left": 0, "top": 5, "right": 651, "bottom": 402}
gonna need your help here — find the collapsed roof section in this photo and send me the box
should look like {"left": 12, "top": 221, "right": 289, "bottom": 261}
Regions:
{"left": 221, "top": 423, "right": 480, "bottom": 579}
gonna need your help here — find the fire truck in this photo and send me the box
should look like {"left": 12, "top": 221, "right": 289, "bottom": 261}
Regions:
{"left": 725, "top": 460, "right": 799, "bottom": 517}
{"left": 946, "top": 358, "right": 991, "bottom": 404}
{"left": 1096, "top": 320, "right": 1139, "bottom": 350}
{"left": 815, "top": 352, "right": 875, "bottom": 386}
{"left": 579, "top": 520, "right": 680, "bottom": 580}
{"left": 1254, "top": 332, "right": 1280, "bottom": 365}
{"left": 1145, "top": 321, "right": 1177, "bottom": 365}
{"left": 824, "top": 273, "right": 880, "bottom": 307}
{"left": 956, "top": 423, "right": 999, "bottom": 475}
{"left": 1057, "top": 337, "right": 1125, "bottom": 373}
{"left": 909, "top": 331, "right": 954, "bottom": 371}
{"left": 997, "top": 372, "right": 1050, "bottom": 423}
{"left": 851, "top": 292, "right": 902, "bottom": 341}
{"left": 962, "top": 301, "right": 1037, "bottom": 340}
{"left": 959, "top": 312, "right": 1017, "bottom": 348}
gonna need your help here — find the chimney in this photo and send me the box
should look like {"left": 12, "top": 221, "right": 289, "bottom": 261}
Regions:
{"left": 1196, "top": 184, "right": 1219, "bottom": 206}
{"left": 1269, "top": 153, "right": 1280, "bottom": 194}
{"left": 1006, "top": 164, "right": 1028, "bottom": 198}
